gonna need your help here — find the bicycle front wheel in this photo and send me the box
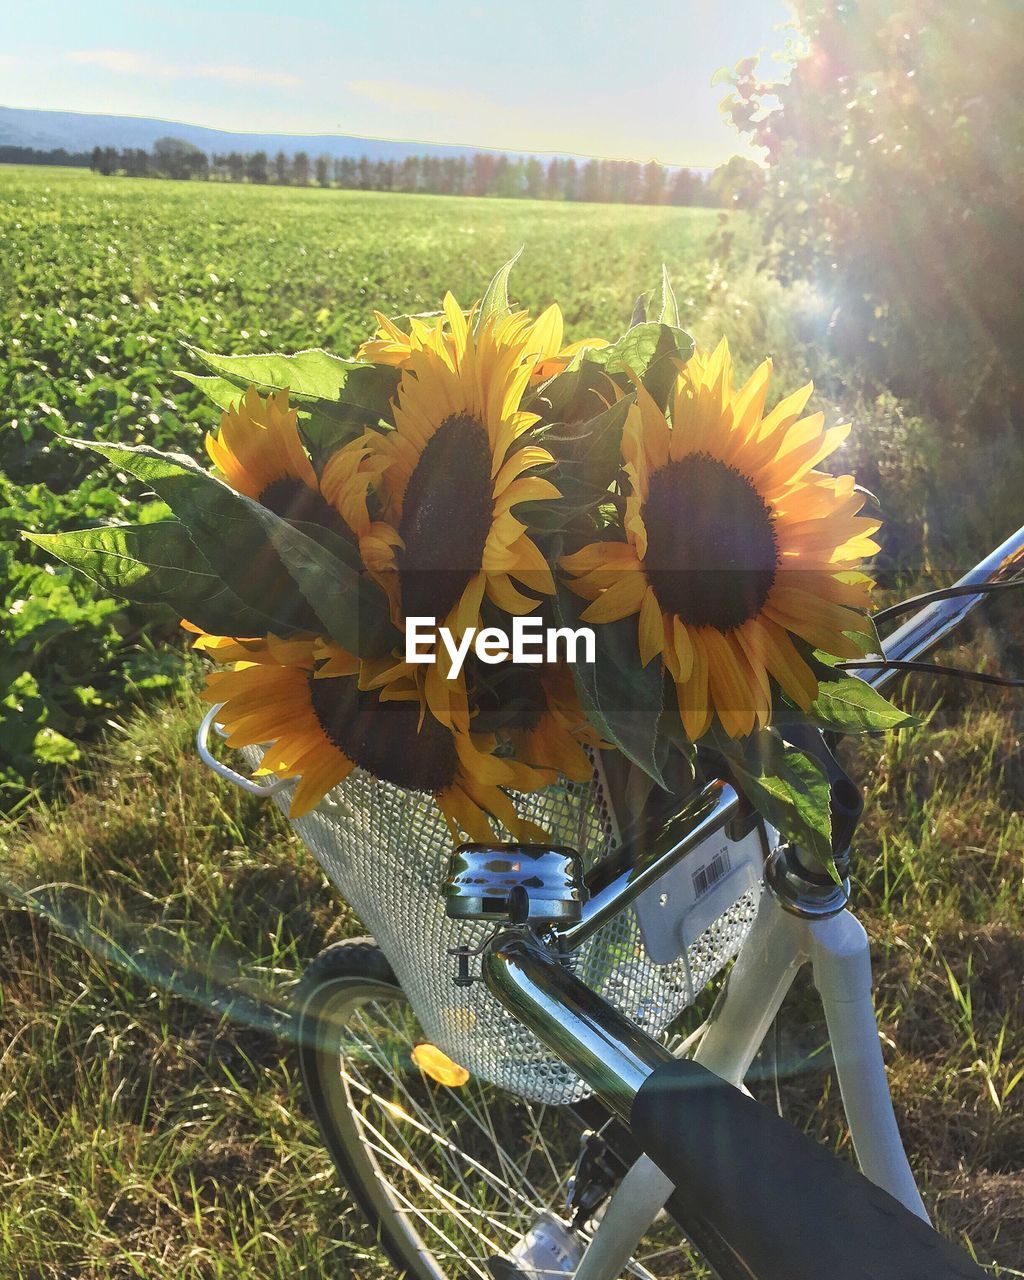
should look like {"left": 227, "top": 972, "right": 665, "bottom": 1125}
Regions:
{"left": 294, "top": 938, "right": 683, "bottom": 1280}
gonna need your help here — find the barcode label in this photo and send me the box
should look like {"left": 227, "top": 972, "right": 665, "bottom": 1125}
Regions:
{"left": 692, "top": 848, "right": 732, "bottom": 900}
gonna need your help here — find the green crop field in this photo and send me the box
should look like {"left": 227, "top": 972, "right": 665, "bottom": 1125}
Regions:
{"left": 2, "top": 165, "right": 1023, "bottom": 1277}
{"left": 0, "top": 164, "right": 725, "bottom": 802}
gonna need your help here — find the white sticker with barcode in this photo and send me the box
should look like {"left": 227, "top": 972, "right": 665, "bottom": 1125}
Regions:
{"left": 692, "top": 846, "right": 732, "bottom": 900}
{"left": 633, "top": 825, "right": 765, "bottom": 966}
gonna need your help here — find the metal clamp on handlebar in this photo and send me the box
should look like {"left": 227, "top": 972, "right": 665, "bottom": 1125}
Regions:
{"left": 763, "top": 722, "right": 862, "bottom": 918}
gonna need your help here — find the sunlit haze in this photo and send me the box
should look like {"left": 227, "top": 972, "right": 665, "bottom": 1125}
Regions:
{"left": 4, "top": 0, "right": 792, "bottom": 165}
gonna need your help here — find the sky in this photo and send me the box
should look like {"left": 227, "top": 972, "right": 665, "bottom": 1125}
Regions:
{"left": 3, "top": 1, "right": 794, "bottom": 167}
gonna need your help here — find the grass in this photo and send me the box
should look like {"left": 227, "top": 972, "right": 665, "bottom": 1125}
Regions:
{"left": 2, "top": 670, "right": 1021, "bottom": 1276}
{"left": 848, "top": 688, "right": 1024, "bottom": 1267}
{"left": 2, "top": 166, "right": 1023, "bottom": 1276}
{"left": 0, "top": 686, "right": 382, "bottom": 1279}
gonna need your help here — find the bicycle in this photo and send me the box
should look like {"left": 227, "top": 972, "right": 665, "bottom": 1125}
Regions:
{"left": 198, "top": 522, "right": 1024, "bottom": 1279}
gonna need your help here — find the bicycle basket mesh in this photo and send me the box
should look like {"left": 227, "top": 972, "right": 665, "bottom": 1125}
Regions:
{"left": 242, "top": 747, "right": 759, "bottom": 1105}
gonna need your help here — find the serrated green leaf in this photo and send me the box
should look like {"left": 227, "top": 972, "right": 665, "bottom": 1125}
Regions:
{"left": 67, "top": 438, "right": 396, "bottom": 656}
{"left": 808, "top": 672, "right": 918, "bottom": 733}
{"left": 175, "top": 371, "right": 245, "bottom": 413}
{"left": 25, "top": 521, "right": 279, "bottom": 637}
{"left": 717, "top": 729, "right": 834, "bottom": 869}
{"left": 658, "top": 265, "right": 680, "bottom": 327}
{"left": 185, "top": 345, "right": 400, "bottom": 409}
{"left": 585, "top": 322, "right": 695, "bottom": 410}
{"left": 586, "top": 321, "right": 694, "bottom": 377}
{"left": 475, "top": 248, "right": 523, "bottom": 332}
{"left": 553, "top": 583, "right": 665, "bottom": 787}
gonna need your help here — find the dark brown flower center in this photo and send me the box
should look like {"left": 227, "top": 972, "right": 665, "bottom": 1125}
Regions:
{"left": 640, "top": 452, "right": 778, "bottom": 632}
{"left": 398, "top": 413, "right": 494, "bottom": 622}
{"left": 308, "top": 674, "right": 459, "bottom": 793}
{"left": 259, "top": 477, "right": 355, "bottom": 548}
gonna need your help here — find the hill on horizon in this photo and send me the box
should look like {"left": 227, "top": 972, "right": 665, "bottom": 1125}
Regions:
{"left": 0, "top": 104, "right": 705, "bottom": 170}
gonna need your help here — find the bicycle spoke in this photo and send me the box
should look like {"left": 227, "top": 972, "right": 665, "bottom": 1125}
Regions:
{"left": 366, "top": 1001, "right": 558, "bottom": 1206}
{"left": 344, "top": 1003, "right": 560, "bottom": 1214}
{"left": 316, "top": 980, "right": 682, "bottom": 1279}
{"left": 342, "top": 1064, "right": 544, "bottom": 1220}
{"left": 357, "top": 1126, "right": 511, "bottom": 1253}
{"left": 381, "top": 1176, "right": 497, "bottom": 1279}
{"left": 351, "top": 1078, "right": 527, "bottom": 1239}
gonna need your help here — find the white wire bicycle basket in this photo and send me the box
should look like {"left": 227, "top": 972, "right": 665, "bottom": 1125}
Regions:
{"left": 200, "top": 709, "right": 761, "bottom": 1106}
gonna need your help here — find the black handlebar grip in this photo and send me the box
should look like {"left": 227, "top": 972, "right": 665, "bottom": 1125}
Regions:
{"left": 630, "top": 1060, "right": 986, "bottom": 1280}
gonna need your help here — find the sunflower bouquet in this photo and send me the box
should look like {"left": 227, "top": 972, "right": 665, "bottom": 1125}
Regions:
{"left": 30, "top": 257, "right": 912, "bottom": 869}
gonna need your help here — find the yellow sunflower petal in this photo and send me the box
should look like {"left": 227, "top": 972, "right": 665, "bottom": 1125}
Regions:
{"left": 676, "top": 629, "right": 712, "bottom": 740}
{"left": 638, "top": 587, "right": 664, "bottom": 667}
{"left": 702, "top": 628, "right": 757, "bottom": 738}
{"left": 581, "top": 571, "right": 648, "bottom": 623}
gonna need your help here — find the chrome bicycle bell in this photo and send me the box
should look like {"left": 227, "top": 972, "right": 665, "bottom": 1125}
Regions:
{"left": 444, "top": 843, "right": 588, "bottom": 925}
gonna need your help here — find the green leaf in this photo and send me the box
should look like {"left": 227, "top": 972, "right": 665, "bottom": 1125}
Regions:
{"left": 585, "top": 322, "right": 695, "bottom": 410}
{"left": 185, "top": 345, "right": 400, "bottom": 409}
{"left": 475, "top": 248, "right": 523, "bottom": 332}
{"left": 717, "top": 729, "right": 834, "bottom": 870}
{"left": 68, "top": 438, "right": 396, "bottom": 656}
{"left": 658, "top": 265, "right": 680, "bottom": 327}
{"left": 777, "top": 646, "right": 919, "bottom": 733}
{"left": 175, "top": 371, "right": 245, "bottom": 413}
{"left": 530, "top": 357, "right": 611, "bottom": 421}
{"left": 807, "top": 671, "right": 918, "bottom": 733}
{"left": 244, "top": 502, "right": 398, "bottom": 657}
{"left": 554, "top": 583, "right": 665, "bottom": 787}
{"left": 586, "top": 321, "right": 694, "bottom": 378}
{"left": 533, "top": 395, "right": 633, "bottom": 523}
{"left": 299, "top": 402, "right": 375, "bottom": 465}
{"left": 629, "top": 292, "right": 651, "bottom": 327}
{"left": 24, "top": 521, "right": 280, "bottom": 637}
{"left": 834, "top": 606, "right": 883, "bottom": 656}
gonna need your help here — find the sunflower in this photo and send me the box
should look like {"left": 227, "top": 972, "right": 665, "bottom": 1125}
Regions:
{"left": 206, "top": 386, "right": 351, "bottom": 540}
{"left": 322, "top": 293, "right": 562, "bottom": 725}
{"left": 193, "top": 630, "right": 552, "bottom": 839}
{"left": 521, "top": 306, "right": 609, "bottom": 386}
{"left": 356, "top": 309, "right": 447, "bottom": 366}
{"left": 562, "top": 339, "right": 881, "bottom": 740}
{"left": 357, "top": 299, "right": 606, "bottom": 386}
{"left": 468, "top": 658, "right": 601, "bottom": 783}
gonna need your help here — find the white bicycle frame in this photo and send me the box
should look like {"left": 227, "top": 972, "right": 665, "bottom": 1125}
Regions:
{"left": 567, "top": 897, "right": 926, "bottom": 1279}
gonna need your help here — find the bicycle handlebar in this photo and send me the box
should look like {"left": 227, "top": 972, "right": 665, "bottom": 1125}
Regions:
{"left": 632, "top": 1059, "right": 986, "bottom": 1280}
{"left": 864, "top": 520, "right": 1024, "bottom": 692}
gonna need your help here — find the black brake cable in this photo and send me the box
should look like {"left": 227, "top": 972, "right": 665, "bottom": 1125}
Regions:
{"left": 871, "top": 577, "right": 1024, "bottom": 626}
{"left": 838, "top": 658, "right": 1024, "bottom": 688}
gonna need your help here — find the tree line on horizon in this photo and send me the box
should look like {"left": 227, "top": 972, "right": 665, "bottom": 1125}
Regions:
{"left": 0, "top": 145, "right": 94, "bottom": 168}
{"left": 71, "top": 136, "right": 760, "bottom": 207}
